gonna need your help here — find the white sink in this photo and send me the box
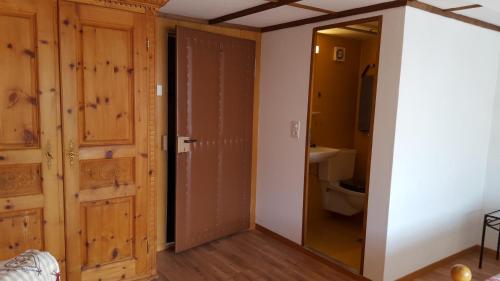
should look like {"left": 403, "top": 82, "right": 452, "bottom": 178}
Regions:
{"left": 309, "top": 146, "right": 340, "bottom": 163}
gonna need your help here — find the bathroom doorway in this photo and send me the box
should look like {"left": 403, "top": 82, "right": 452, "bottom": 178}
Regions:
{"left": 303, "top": 17, "right": 382, "bottom": 274}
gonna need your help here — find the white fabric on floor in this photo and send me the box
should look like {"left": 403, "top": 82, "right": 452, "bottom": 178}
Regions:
{"left": 0, "top": 250, "right": 60, "bottom": 281}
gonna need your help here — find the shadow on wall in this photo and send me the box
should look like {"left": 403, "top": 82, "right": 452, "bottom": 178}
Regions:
{"left": 483, "top": 56, "right": 500, "bottom": 250}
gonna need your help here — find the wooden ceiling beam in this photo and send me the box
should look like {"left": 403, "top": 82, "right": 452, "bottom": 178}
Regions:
{"left": 443, "top": 4, "right": 482, "bottom": 12}
{"left": 208, "top": 0, "right": 300, "bottom": 25}
{"left": 264, "top": 0, "right": 335, "bottom": 14}
{"left": 261, "top": 0, "right": 408, "bottom": 32}
{"left": 288, "top": 2, "right": 335, "bottom": 14}
{"left": 408, "top": 1, "right": 500, "bottom": 32}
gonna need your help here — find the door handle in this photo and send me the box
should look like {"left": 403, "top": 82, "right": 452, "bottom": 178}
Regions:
{"left": 177, "top": 136, "right": 197, "bottom": 153}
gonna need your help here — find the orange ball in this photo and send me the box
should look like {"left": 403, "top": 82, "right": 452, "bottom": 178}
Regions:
{"left": 451, "top": 264, "right": 472, "bottom": 281}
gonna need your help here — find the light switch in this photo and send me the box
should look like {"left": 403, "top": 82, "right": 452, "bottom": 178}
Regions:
{"left": 156, "top": 84, "right": 163, "bottom": 96}
{"left": 290, "top": 121, "right": 300, "bottom": 139}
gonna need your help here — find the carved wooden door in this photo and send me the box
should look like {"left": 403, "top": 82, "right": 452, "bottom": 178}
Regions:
{"left": 175, "top": 27, "right": 255, "bottom": 252}
{"left": 0, "top": 0, "right": 66, "bottom": 272}
{"left": 59, "top": 2, "right": 154, "bottom": 280}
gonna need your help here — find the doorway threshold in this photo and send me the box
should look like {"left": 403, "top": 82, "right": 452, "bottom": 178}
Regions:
{"left": 303, "top": 245, "right": 361, "bottom": 275}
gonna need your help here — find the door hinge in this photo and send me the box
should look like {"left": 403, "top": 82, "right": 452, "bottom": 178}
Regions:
{"left": 146, "top": 39, "right": 150, "bottom": 52}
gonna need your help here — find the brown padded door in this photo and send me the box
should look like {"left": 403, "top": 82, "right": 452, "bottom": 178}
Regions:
{"left": 175, "top": 27, "right": 255, "bottom": 252}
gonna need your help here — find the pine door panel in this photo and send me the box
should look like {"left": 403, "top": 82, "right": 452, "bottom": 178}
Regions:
{"left": 79, "top": 24, "right": 134, "bottom": 145}
{"left": 0, "top": 0, "right": 65, "bottom": 271}
{"left": 80, "top": 197, "right": 134, "bottom": 267}
{"left": 59, "top": 2, "right": 151, "bottom": 280}
{"left": 0, "top": 163, "right": 42, "bottom": 197}
{"left": 79, "top": 158, "right": 135, "bottom": 190}
{"left": 0, "top": 208, "right": 43, "bottom": 259}
{"left": 0, "top": 10, "right": 39, "bottom": 150}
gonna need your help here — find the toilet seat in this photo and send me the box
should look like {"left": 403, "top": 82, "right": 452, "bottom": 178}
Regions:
{"left": 316, "top": 149, "right": 364, "bottom": 216}
{"left": 326, "top": 183, "right": 365, "bottom": 198}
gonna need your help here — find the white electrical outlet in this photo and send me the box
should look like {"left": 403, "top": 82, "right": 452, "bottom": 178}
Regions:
{"left": 290, "top": 121, "right": 300, "bottom": 139}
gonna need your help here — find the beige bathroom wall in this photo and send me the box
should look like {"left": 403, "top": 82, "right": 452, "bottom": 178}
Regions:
{"left": 310, "top": 33, "right": 378, "bottom": 185}
{"left": 310, "top": 34, "right": 361, "bottom": 149}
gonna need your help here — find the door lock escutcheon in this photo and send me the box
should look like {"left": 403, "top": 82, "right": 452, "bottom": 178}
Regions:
{"left": 177, "top": 136, "right": 197, "bottom": 153}
{"left": 67, "top": 140, "right": 77, "bottom": 166}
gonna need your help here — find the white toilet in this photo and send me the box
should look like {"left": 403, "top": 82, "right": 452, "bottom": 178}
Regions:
{"left": 318, "top": 149, "right": 365, "bottom": 216}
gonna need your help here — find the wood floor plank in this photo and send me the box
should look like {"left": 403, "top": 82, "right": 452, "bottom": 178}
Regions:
{"left": 157, "top": 230, "right": 360, "bottom": 281}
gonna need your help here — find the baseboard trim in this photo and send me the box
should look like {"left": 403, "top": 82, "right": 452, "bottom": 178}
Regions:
{"left": 255, "top": 224, "right": 369, "bottom": 281}
{"left": 482, "top": 245, "right": 500, "bottom": 257}
{"left": 397, "top": 245, "right": 495, "bottom": 280}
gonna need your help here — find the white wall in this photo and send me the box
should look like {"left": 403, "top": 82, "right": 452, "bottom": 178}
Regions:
{"left": 256, "top": 22, "right": 314, "bottom": 245}
{"left": 256, "top": 7, "right": 406, "bottom": 281}
{"left": 257, "top": 5, "right": 500, "bottom": 281}
{"left": 384, "top": 7, "right": 500, "bottom": 281}
{"left": 483, "top": 55, "right": 500, "bottom": 250}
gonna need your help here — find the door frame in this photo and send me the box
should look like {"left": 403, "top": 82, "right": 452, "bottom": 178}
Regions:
{"left": 301, "top": 16, "right": 383, "bottom": 275}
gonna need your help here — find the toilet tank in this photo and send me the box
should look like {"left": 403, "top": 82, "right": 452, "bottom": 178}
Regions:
{"left": 318, "top": 149, "right": 357, "bottom": 183}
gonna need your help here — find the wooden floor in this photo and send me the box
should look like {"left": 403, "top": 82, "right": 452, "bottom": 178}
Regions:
{"left": 411, "top": 247, "right": 500, "bottom": 281}
{"left": 157, "top": 230, "right": 360, "bottom": 281}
